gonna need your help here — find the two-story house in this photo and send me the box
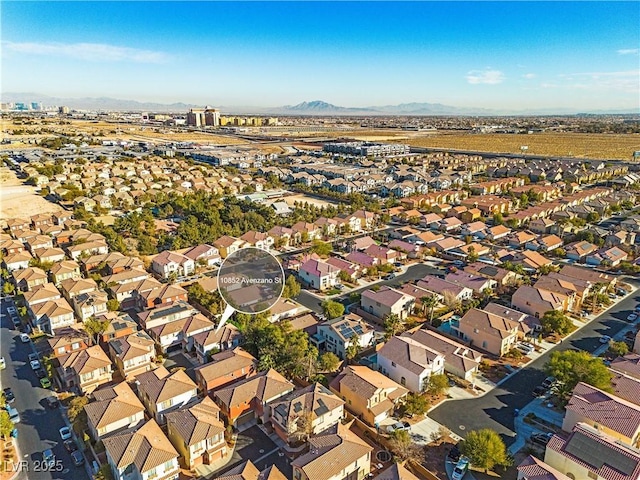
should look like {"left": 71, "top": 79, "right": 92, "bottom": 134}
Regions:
{"left": 84, "top": 382, "right": 146, "bottom": 440}
{"left": 56, "top": 345, "right": 113, "bottom": 394}
{"left": 298, "top": 258, "right": 340, "bottom": 291}
{"left": 135, "top": 366, "right": 199, "bottom": 424}
{"left": 270, "top": 383, "right": 345, "bottom": 445}
{"left": 452, "top": 308, "right": 520, "bottom": 356}
{"left": 314, "top": 314, "right": 375, "bottom": 360}
{"left": 165, "top": 397, "right": 227, "bottom": 471}
{"left": 195, "top": 348, "right": 257, "bottom": 394}
{"left": 108, "top": 331, "right": 156, "bottom": 380}
{"left": 360, "top": 286, "right": 416, "bottom": 321}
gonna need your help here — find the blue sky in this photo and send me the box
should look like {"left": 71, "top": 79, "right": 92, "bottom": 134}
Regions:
{"left": 2, "top": 1, "right": 639, "bottom": 111}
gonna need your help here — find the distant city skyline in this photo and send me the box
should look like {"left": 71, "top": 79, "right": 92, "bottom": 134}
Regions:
{"left": 3, "top": 1, "right": 639, "bottom": 112}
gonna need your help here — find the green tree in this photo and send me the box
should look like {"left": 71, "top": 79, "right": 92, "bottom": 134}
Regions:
{"left": 540, "top": 310, "right": 574, "bottom": 336}
{"left": 467, "top": 246, "right": 479, "bottom": 264}
{"left": 318, "top": 352, "right": 340, "bottom": 373}
{"left": 383, "top": 313, "right": 403, "bottom": 339}
{"left": 608, "top": 340, "right": 629, "bottom": 357}
{"left": 281, "top": 275, "right": 301, "bottom": 299}
{"left": 461, "top": 429, "right": 510, "bottom": 473}
{"left": 309, "top": 240, "right": 332, "bottom": 257}
{"left": 545, "top": 350, "right": 613, "bottom": 401}
{"left": 421, "top": 295, "right": 439, "bottom": 324}
{"left": 84, "top": 318, "right": 109, "bottom": 345}
{"left": 345, "top": 337, "right": 361, "bottom": 362}
{"left": 67, "top": 396, "right": 89, "bottom": 435}
{"left": 322, "top": 300, "right": 345, "bottom": 320}
{"left": 2, "top": 281, "right": 15, "bottom": 295}
{"left": 403, "top": 392, "right": 429, "bottom": 417}
{"left": 426, "top": 373, "right": 450, "bottom": 396}
{"left": 106, "top": 298, "right": 120, "bottom": 312}
{"left": 338, "top": 270, "right": 352, "bottom": 284}
{"left": 0, "top": 410, "right": 14, "bottom": 439}
{"left": 493, "top": 213, "right": 504, "bottom": 225}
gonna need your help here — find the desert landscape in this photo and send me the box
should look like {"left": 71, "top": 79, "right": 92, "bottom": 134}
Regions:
{"left": 0, "top": 167, "right": 63, "bottom": 221}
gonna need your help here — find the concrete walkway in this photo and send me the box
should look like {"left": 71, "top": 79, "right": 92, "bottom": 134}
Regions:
{"left": 509, "top": 396, "right": 565, "bottom": 454}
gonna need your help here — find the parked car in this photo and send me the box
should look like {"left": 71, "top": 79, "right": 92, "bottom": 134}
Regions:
{"left": 42, "top": 449, "right": 55, "bottom": 467}
{"left": 452, "top": 458, "right": 470, "bottom": 480}
{"left": 19, "top": 333, "right": 30, "bottom": 343}
{"left": 35, "top": 368, "right": 47, "bottom": 379}
{"left": 46, "top": 396, "right": 60, "bottom": 409}
{"left": 448, "top": 444, "right": 461, "bottom": 462}
{"left": 530, "top": 433, "right": 552, "bottom": 447}
{"left": 63, "top": 440, "right": 78, "bottom": 453}
{"left": 11, "top": 317, "right": 21, "bottom": 328}
{"left": 541, "top": 376, "right": 556, "bottom": 389}
{"left": 516, "top": 342, "right": 534, "bottom": 355}
{"left": 59, "top": 426, "right": 72, "bottom": 440}
{"left": 71, "top": 450, "right": 85, "bottom": 467}
{"left": 7, "top": 306, "right": 17, "bottom": 315}
{"left": 533, "top": 386, "right": 546, "bottom": 397}
{"left": 383, "top": 273, "right": 396, "bottom": 280}
{"left": 599, "top": 335, "right": 612, "bottom": 344}
{"left": 627, "top": 313, "right": 638, "bottom": 321}
{"left": 30, "top": 360, "right": 41, "bottom": 370}
{"left": 3, "top": 388, "right": 15, "bottom": 403}
{"left": 0, "top": 357, "right": 5, "bottom": 370}
{"left": 28, "top": 353, "right": 39, "bottom": 362}
{"left": 386, "top": 421, "right": 411, "bottom": 434}
{"left": 6, "top": 405, "right": 20, "bottom": 423}
{"left": 40, "top": 377, "right": 51, "bottom": 389}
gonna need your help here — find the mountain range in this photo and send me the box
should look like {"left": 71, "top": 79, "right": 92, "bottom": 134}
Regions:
{"left": 2, "top": 93, "right": 635, "bottom": 116}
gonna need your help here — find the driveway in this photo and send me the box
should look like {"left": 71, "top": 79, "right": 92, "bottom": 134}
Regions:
{"left": 0, "top": 299, "right": 90, "bottom": 480}
{"left": 428, "top": 281, "right": 640, "bottom": 446}
{"left": 210, "top": 426, "right": 291, "bottom": 477}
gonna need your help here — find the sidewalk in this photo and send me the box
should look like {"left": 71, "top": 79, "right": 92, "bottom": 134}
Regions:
{"left": 509, "top": 397, "right": 564, "bottom": 454}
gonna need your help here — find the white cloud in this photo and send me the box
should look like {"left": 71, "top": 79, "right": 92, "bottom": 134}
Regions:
{"left": 522, "top": 73, "right": 536, "bottom": 79}
{"left": 2, "top": 41, "right": 170, "bottom": 63}
{"left": 617, "top": 49, "right": 639, "bottom": 55}
{"left": 466, "top": 69, "right": 505, "bottom": 85}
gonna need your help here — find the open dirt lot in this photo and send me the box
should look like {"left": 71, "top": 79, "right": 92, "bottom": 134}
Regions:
{"left": 281, "top": 193, "right": 338, "bottom": 208}
{"left": 0, "top": 167, "right": 63, "bottom": 220}
{"left": 402, "top": 132, "right": 640, "bottom": 160}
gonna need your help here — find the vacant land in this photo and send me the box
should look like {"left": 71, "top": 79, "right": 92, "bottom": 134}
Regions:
{"left": 0, "top": 167, "right": 63, "bottom": 220}
{"left": 281, "top": 193, "right": 338, "bottom": 208}
{"left": 401, "top": 132, "right": 640, "bottom": 160}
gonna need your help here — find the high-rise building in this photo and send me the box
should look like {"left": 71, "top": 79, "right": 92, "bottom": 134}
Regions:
{"left": 204, "top": 108, "right": 220, "bottom": 127}
{"left": 186, "top": 108, "right": 206, "bottom": 127}
{"left": 59, "top": 106, "right": 70, "bottom": 115}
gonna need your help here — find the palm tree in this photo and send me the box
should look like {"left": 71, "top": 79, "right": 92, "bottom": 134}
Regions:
{"left": 421, "top": 295, "right": 439, "bottom": 324}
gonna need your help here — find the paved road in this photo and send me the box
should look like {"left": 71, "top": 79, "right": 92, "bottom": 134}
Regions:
{"left": 295, "top": 262, "right": 445, "bottom": 313}
{"left": 428, "top": 282, "right": 640, "bottom": 445}
{"left": 0, "top": 298, "right": 90, "bottom": 480}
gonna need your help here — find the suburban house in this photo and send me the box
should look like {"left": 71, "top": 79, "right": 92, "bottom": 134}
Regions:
{"left": 84, "top": 382, "right": 146, "bottom": 440}
{"left": 562, "top": 382, "right": 640, "bottom": 448}
{"left": 103, "top": 419, "right": 180, "bottom": 480}
{"left": 239, "top": 230, "right": 274, "bottom": 250}
{"left": 360, "top": 286, "right": 416, "bottom": 320}
{"left": 586, "top": 247, "right": 628, "bottom": 267}
{"left": 329, "top": 365, "right": 408, "bottom": 427}
{"left": 610, "top": 354, "right": 640, "bottom": 381}
{"left": 151, "top": 250, "right": 195, "bottom": 280}
{"left": 417, "top": 275, "right": 473, "bottom": 302}
{"left": 408, "top": 329, "right": 483, "bottom": 381}
{"left": 213, "top": 235, "right": 247, "bottom": 258}
{"left": 516, "top": 456, "right": 572, "bottom": 480}
{"left": 182, "top": 244, "right": 221, "bottom": 267}
{"left": 56, "top": 345, "right": 113, "bottom": 394}
{"left": 511, "top": 285, "right": 568, "bottom": 318}
{"left": 444, "top": 271, "right": 497, "bottom": 294}
{"left": 213, "top": 369, "right": 294, "bottom": 431}
{"left": 291, "top": 423, "right": 373, "bottom": 480}
{"left": 192, "top": 324, "right": 242, "bottom": 363}
{"left": 452, "top": 308, "right": 520, "bottom": 356}
{"left": 136, "top": 283, "right": 189, "bottom": 311}
{"left": 30, "top": 298, "right": 75, "bottom": 334}
{"left": 544, "top": 422, "right": 640, "bottom": 480}
{"left": 377, "top": 335, "right": 446, "bottom": 392}
{"left": 135, "top": 366, "right": 199, "bottom": 424}
{"left": 314, "top": 314, "right": 375, "bottom": 360}
{"left": 270, "top": 383, "right": 345, "bottom": 445}
{"left": 12, "top": 266, "right": 48, "bottom": 292}
{"left": 195, "top": 347, "right": 257, "bottom": 393}
{"left": 165, "top": 397, "right": 227, "bottom": 471}
{"left": 46, "top": 327, "right": 90, "bottom": 358}
{"left": 108, "top": 331, "right": 156, "bottom": 380}
{"left": 72, "top": 290, "right": 109, "bottom": 322}
{"left": 50, "top": 260, "right": 82, "bottom": 285}
{"left": 298, "top": 258, "right": 340, "bottom": 291}
{"left": 565, "top": 240, "right": 599, "bottom": 262}
{"left": 216, "top": 461, "right": 287, "bottom": 480}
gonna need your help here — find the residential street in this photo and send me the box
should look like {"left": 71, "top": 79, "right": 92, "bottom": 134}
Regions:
{"left": 428, "top": 280, "right": 640, "bottom": 445}
{"left": 0, "top": 299, "right": 90, "bottom": 480}
{"left": 295, "top": 262, "right": 445, "bottom": 313}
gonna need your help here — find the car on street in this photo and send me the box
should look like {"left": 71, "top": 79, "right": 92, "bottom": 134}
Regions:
{"left": 40, "top": 377, "right": 52, "bottom": 389}
{"left": 627, "top": 313, "right": 638, "bottom": 321}
{"left": 71, "top": 450, "right": 85, "bottom": 467}
{"left": 42, "top": 449, "right": 55, "bottom": 467}
{"left": 383, "top": 273, "right": 396, "bottom": 280}
{"left": 19, "top": 333, "right": 30, "bottom": 343}
{"left": 3, "top": 388, "right": 15, "bottom": 403}
{"left": 452, "top": 458, "right": 470, "bottom": 480}
{"left": 7, "top": 306, "right": 17, "bottom": 315}
{"left": 0, "top": 357, "right": 5, "bottom": 370}
{"left": 6, "top": 405, "right": 20, "bottom": 423}
{"left": 599, "top": 335, "right": 612, "bottom": 344}
{"left": 28, "top": 352, "right": 39, "bottom": 362}
{"left": 64, "top": 440, "right": 78, "bottom": 453}
{"left": 386, "top": 421, "right": 411, "bottom": 434}
{"left": 11, "top": 317, "right": 21, "bottom": 328}
{"left": 46, "top": 396, "right": 60, "bottom": 409}
{"left": 30, "top": 359, "right": 41, "bottom": 370}
{"left": 59, "top": 426, "right": 72, "bottom": 440}
{"left": 35, "top": 368, "right": 47, "bottom": 379}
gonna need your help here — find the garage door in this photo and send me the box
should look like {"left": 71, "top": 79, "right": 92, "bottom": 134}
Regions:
{"left": 236, "top": 411, "right": 257, "bottom": 431}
